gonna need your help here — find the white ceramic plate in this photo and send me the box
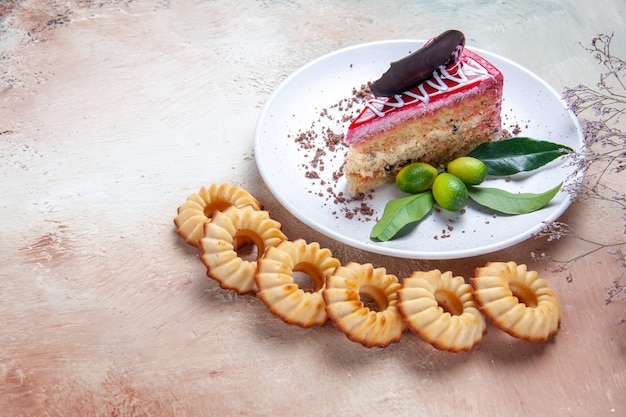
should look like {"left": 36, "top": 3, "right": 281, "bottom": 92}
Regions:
{"left": 254, "top": 40, "right": 583, "bottom": 259}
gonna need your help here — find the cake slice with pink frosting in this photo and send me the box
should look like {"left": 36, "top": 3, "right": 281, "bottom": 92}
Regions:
{"left": 344, "top": 30, "right": 504, "bottom": 194}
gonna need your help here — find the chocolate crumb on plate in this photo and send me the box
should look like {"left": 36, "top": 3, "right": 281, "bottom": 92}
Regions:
{"left": 292, "top": 84, "right": 374, "bottom": 221}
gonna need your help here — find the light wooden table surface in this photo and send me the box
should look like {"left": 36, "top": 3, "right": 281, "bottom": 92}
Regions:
{"left": 1, "top": 1, "right": 625, "bottom": 416}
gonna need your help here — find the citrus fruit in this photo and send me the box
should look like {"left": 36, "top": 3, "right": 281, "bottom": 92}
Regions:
{"left": 446, "top": 156, "right": 488, "bottom": 185}
{"left": 432, "top": 173, "right": 469, "bottom": 211}
{"left": 396, "top": 162, "right": 439, "bottom": 194}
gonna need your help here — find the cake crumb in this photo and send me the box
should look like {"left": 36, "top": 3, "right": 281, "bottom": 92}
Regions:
{"left": 292, "top": 85, "right": 374, "bottom": 221}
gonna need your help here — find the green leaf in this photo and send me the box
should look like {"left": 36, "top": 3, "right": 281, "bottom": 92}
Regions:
{"left": 370, "top": 192, "right": 435, "bottom": 241}
{"left": 468, "top": 183, "right": 563, "bottom": 214}
{"left": 467, "top": 137, "right": 573, "bottom": 176}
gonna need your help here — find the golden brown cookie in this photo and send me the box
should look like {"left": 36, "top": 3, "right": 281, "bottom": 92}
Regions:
{"left": 174, "top": 183, "right": 262, "bottom": 247}
{"left": 256, "top": 239, "right": 341, "bottom": 327}
{"left": 397, "top": 269, "right": 486, "bottom": 352}
{"left": 200, "top": 205, "right": 286, "bottom": 294}
{"left": 323, "top": 262, "right": 404, "bottom": 348}
{"left": 470, "top": 261, "right": 560, "bottom": 342}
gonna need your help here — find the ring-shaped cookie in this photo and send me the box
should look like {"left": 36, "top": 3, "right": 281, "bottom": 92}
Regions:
{"left": 200, "top": 205, "right": 286, "bottom": 294}
{"left": 256, "top": 239, "right": 341, "bottom": 327}
{"left": 470, "top": 261, "right": 560, "bottom": 342}
{"left": 174, "top": 183, "right": 263, "bottom": 247}
{"left": 397, "top": 270, "right": 486, "bottom": 352}
{"left": 323, "top": 262, "right": 404, "bottom": 348}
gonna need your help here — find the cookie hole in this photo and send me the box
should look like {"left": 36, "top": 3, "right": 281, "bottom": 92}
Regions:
{"left": 204, "top": 200, "right": 232, "bottom": 217}
{"left": 509, "top": 282, "right": 538, "bottom": 308}
{"left": 360, "top": 294, "right": 380, "bottom": 312}
{"left": 233, "top": 229, "right": 263, "bottom": 262}
{"left": 359, "top": 284, "right": 388, "bottom": 312}
{"left": 292, "top": 271, "right": 316, "bottom": 292}
{"left": 434, "top": 289, "right": 464, "bottom": 316}
{"left": 293, "top": 262, "right": 325, "bottom": 292}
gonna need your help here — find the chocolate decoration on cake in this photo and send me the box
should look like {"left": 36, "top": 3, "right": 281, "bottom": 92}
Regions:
{"left": 370, "top": 29, "right": 466, "bottom": 97}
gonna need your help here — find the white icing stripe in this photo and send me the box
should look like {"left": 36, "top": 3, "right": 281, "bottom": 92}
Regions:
{"left": 363, "top": 57, "right": 490, "bottom": 118}
{"left": 463, "top": 57, "right": 489, "bottom": 75}
{"left": 425, "top": 71, "right": 449, "bottom": 91}
{"left": 440, "top": 65, "right": 467, "bottom": 83}
{"left": 404, "top": 84, "right": 430, "bottom": 105}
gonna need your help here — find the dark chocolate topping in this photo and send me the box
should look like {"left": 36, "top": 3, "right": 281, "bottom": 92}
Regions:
{"left": 369, "top": 30, "right": 466, "bottom": 97}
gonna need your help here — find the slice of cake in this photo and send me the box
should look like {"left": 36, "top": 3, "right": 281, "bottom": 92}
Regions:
{"left": 344, "top": 30, "right": 504, "bottom": 194}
